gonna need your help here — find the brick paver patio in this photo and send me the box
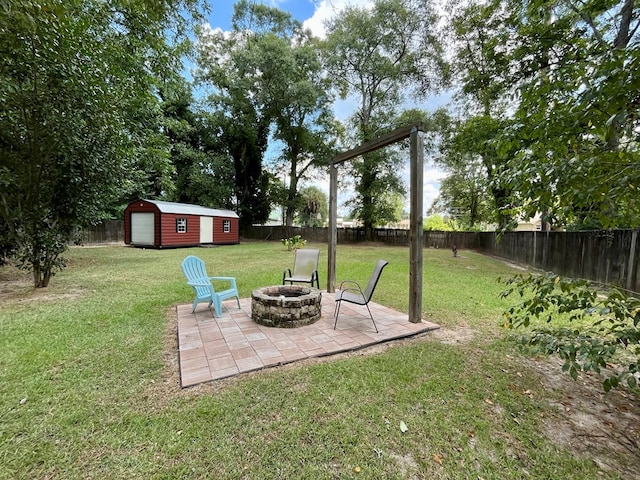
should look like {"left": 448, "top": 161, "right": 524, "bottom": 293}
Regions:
{"left": 177, "top": 291, "right": 439, "bottom": 387}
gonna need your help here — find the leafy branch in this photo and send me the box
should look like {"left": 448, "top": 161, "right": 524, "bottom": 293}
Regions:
{"left": 500, "top": 273, "right": 640, "bottom": 391}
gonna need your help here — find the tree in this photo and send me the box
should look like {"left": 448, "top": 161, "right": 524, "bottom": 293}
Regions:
{"left": 159, "top": 80, "right": 235, "bottom": 209}
{"left": 439, "top": 115, "right": 517, "bottom": 229}
{"left": 495, "top": 0, "right": 638, "bottom": 228}
{"left": 197, "top": 1, "right": 336, "bottom": 228}
{"left": 449, "top": 0, "right": 640, "bottom": 390}
{"left": 0, "top": 0, "right": 201, "bottom": 287}
{"left": 266, "top": 32, "right": 337, "bottom": 227}
{"left": 423, "top": 214, "right": 454, "bottom": 231}
{"left": 323, "top": 0, "right": 448, "bottom": 239}
{"left": 446, "top": 1, "right": 519, "bottom": 229}
{"left": 502, "top": 274, "right": 640, "bottom": 392}
{"left": 296, "top": 186, "right": 328, "bottom": 227}
{"left": 431, "top": 158, "right": 494, "bottom": 229}
{"left": 195, "top": 2, "right": 291, "bottom": 227}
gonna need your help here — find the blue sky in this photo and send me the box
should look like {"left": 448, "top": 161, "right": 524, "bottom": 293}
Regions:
{"left": 206, "top": 0, "right": 318, "bottom": 31}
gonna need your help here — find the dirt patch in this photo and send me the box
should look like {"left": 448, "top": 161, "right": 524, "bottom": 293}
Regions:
{"left": 0, "top": 266, "right": 85, "bottom": 304}
{"left": 530, "top": 357, "right": 640, "bottom": 476}
{"left": 425, "top": 325, "right": 477, "bottom": 345}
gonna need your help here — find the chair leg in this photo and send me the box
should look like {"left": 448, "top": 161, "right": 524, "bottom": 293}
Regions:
{"left": 212, "top": 298, "right": 223, "bottom": 317}
{"left": 365, "top": 303, "right": 379, "bottom": 333}
{"left": 333, "top": 300, "right": 341, "bottom": 330}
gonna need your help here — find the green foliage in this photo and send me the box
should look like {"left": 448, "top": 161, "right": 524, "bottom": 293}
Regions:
{"left": 295, "top": 186, "right": 328, "bottom": 227}
{"left": 197, "top": 2, "right": 336, "bottom": 228}
{"left": 0, "top": 0, "right": 202, "bottom": 286}
{"left": 281, "top": 235, "right": 307, "bottom": 251}
{"left": 324, "top": 0, "right": 447, "bottom": 237}
{"left": 160, "top": 80, "right": 235, "bottom": 209}
{"left": 438, "top": 115, "right": 516, "bottom": 229}
{"left": 423, "top": 214, "right": 453, "bottom": 231}
{"left": 450, "top": 0, "right": 640, "bottom": 230}
{"left": 501, "top": 273, "right": 640, "bottom": 391}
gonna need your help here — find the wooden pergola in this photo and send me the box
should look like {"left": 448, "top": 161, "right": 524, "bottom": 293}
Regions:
{"left": 327, "top": 122, "right": 425, "bottom": 323}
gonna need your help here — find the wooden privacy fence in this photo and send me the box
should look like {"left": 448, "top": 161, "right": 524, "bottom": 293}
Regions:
{"left": 242, "top": 226, "right": 639, "bottom": 293}
{"left": 477, "top": 230, "right": 639, "bottom": 293}
{"left": 79, "top": 222, "right": 639, "bottom": 293}
{"left": 76, "top": 220, "right": 125, "bottom": 245}
{"left": 241, "top": 225, "right": 484, "bottom": 248}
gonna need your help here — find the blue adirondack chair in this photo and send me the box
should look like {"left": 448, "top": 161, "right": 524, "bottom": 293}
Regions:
{"left": 181, "top": 255, "right": 240, "bottom": 317}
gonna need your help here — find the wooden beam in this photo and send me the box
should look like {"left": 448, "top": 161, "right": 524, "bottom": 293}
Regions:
{"left": 409, "top": 127, "right": 424, "bottom": 323}
{"left": 328, "top": 163, "right": 338, "bottom": 293}
{"left": 332, "top": 122, "right": 423, "bottom": 164}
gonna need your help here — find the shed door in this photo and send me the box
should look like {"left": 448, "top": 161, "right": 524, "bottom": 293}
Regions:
{"left": 200, "top": 216, "right": 213, "bottom": 243}
{"left": 131, "top": 212, "right": 155, "bottom": 245}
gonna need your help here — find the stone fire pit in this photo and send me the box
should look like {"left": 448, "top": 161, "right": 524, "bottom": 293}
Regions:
{"left": 251, "top": 285, "right": 322, "bottom": 328}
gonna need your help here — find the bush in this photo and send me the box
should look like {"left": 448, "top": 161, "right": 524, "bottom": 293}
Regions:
{"left": 281, "top": 235, "right": 306, "bottom": 251}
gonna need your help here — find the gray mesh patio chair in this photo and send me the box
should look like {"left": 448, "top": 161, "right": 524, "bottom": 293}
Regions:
{"left": 333, "top": 259, "right": 388, "bottom": 333}
{"left": 282, "top": 248, "right": 320, "bottom": 289}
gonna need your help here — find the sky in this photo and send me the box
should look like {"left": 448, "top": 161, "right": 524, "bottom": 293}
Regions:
{"left": 202, "top": 0, "right": 451, "bottom": 218}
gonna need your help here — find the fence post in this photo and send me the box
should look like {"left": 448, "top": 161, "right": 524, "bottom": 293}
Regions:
{"left": 628, "top": 230, "right": 638, "bottom": 291}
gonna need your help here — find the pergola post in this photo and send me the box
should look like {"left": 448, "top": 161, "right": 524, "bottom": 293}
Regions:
{"left": 328, "top": 163, "right": 338, "bottom": 293}
{"left": 409, "top": 127, "right": 424, "bottom": 323}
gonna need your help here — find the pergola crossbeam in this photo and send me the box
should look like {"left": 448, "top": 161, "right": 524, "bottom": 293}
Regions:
{"left": 332, "top": 122, "right": 423, "bottom": 164}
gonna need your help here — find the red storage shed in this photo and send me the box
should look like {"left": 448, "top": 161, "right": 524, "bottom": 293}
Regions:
{"left": 124, "top": 199, "right": 240, "bottom": 248}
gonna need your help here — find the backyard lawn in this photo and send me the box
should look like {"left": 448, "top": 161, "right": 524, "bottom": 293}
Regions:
{"left": 1, "top": 242, "right": 638, "bottom": 479}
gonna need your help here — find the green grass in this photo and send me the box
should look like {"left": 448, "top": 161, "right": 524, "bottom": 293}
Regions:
{"left": 0, "top": 242, "right": 633, "bottom": 479}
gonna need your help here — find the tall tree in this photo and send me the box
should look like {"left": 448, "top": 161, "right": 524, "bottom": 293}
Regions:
{"left": 430, "top": 159, "right": 494, "bottom": 229}
{"left": 324, "top": 0, "right": 448, "bottom": 238}
{"left": 440, "top": 115, "right": 517, "bottom": 229}
{"left": 505, "top": 0, "right": 640, "bottom": 229}
{"left": 196, "top": 2, "right": 291, "bottom": 227}
{"left": 452, "top": 0, "right": 640, "bottom": 229}
{"left": 268, "top": 34, "right": 337, "bottom": 227}
{"left": 159, "top": 80, "right": 235, "bottom": 209}
{"left": 0, "top": 0, "right": 201, "bottom": 287}
{"left": 197, "top": 1, "right": 336, "bottom": 228}
{"left": 447, "top": 1, "right": 518, "bottom": 229}
{"left": 296, "top": 186, "right": 329, "bottom": 227}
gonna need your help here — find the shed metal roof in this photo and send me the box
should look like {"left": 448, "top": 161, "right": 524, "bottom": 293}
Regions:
{"left": 145, "top": 199, "right": 239, "bottom": 218}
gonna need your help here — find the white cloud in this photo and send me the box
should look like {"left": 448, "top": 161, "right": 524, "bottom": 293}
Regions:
{"left": 303, "top": 0, "right": 374, "bottom": 38}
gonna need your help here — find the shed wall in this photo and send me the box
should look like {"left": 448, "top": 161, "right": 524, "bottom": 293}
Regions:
{"left": 160, "top": 213, "right": 200, "bottom": 246}
{"left": 213, "top": 217, "right": 240, "bottom": 244}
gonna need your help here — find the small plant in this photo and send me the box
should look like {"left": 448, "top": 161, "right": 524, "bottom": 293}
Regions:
{"left": 281, "top": 235, "right": 306, "bottom": 251}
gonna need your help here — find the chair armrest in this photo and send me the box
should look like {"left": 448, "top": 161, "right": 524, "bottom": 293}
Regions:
{"left": 210, "top": 276, "right": 238, "bottom": 288}
{"left": 187, "top": 278, "right": 212, "bottom": 288}
{"left": 282, "top": 268, "right": 292, "bottom": 283}
{"left": 338, "top": 280, "right": 363, "bottom": 294}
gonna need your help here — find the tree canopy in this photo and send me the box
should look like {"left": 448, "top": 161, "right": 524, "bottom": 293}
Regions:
{"left": 450, "top": 0, "right": 640, "bottom": 230}
{"left": 0, "top": 0, "right": 202, "bottom": 286}
{"left": 196, "top": 0, "right": 337, "bottom": 228}
{"left": 323, "top": 0, "right": 448, "bottom": 236}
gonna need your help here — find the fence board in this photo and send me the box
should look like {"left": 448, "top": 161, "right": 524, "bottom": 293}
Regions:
{"left": 80, "top": 222, "right": 639, "bottom": 293}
